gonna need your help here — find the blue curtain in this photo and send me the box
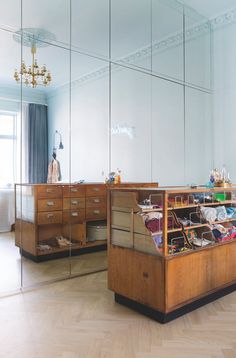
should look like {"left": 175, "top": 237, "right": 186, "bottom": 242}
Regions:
{"left": 28, "top": 103, "right": 48, "bottom": 183}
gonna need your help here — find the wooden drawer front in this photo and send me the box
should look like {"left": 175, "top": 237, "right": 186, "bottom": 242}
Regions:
{"left": 86, "top": 185, "right": 106, "bottom": 197}
{"left": 63, "top": 198, "right": 85, "bottom": 210}
{"left": 38, "top": 211, "right": 62, "bottom": 225}
{"left": 86, "top": 206, "right": 107, "bottom": 220}
{"left": 63, "top": 210, "right": 85, "bottom": 224}
{"left": 37, "top": 186, "right": 62, "bottom": 199}
{"left": 63, "top": 185, "right": 85, "bottom": 198}
{"left": 38, "top": 199, "right": 62, "bottom": 212}
{"left": 86, "top": 196, "right": 106, "bottom": 208}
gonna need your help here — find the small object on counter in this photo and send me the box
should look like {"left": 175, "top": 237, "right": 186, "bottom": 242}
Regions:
{"left": 105, "top": 171, "right": 116, "bottom": 183}
{"left": 209, "top": 166, "right": 231, "bottom": 187}
{"left": 105, "top": 169, "right": 122, "bottom": 184}
{"left": 117, "top": 169, "right": 121, "bottom": 184}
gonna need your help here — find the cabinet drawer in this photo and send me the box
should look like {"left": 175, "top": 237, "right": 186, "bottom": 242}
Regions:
{"left": 86, "top": 196, "right": 106, "bottom": 208}
{"left": 37, "top": 211, "right": 62, "bottom": 225}
{"left": 63, "top": 210, "right": 85, "bottom": 224}
{"left": 63, "top": 197, "right": 85, "bottom": 210}
{"left": 37, "top": 186, "right": 62, "bottom": 199}
{"left": 38, "top": 199, "right": 62, "bottom": 212}
{"left": 63, "top": 185, "right": 85, "bottom": 198}
{"left": 86, "top": 207, "right": 107, "bottom": 220}
{"left": 86, "top": 185, "right": 106, "bottom": 197}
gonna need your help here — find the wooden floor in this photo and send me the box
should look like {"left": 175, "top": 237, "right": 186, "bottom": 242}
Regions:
{"left": 0, "top": 271, "right": 235, "bottom": 358}
{"left": 0, "top": 232, "right": 107, "bottom": 293}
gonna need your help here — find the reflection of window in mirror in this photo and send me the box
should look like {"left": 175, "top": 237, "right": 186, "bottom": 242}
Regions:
{"left": 0, "top": 112, "right": 18, "bottom": 188}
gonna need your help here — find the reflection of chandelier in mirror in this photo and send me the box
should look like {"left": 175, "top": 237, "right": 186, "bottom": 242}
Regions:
{"left": 13, "top": 28, "right": 56, "bottom": 88}
{"left": 14, "top": 44, "right": 52, "bottom": 88}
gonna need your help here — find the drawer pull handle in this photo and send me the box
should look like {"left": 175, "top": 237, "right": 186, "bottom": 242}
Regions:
{"left": 46, "top": 189, "right": 54, "bottom": 193}
{"left": 71, "top": 200, "right": 78, "bottom": 205}
{"left": 47, "top": 201, "right": 54, "bottom": 206}
{"left": 47, "top": 213, "right": 54, "bottom": 218}
{"left": 94, "top": 199, "right": 100, "bottom": 203}
{"left": 71, "top": 212, "right": 78, "bottom": 217}
{"left": 71, "top": 188, "right": 78, "bottom": 192}
{"left": 93, "top": 188, "right": 99, "bottom": 192}
{"left": 93, "top": 210, "right": 100, "bottom": 214}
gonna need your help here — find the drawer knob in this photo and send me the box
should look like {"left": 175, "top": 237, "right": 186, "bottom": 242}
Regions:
{"left": 47, "top": 213, "right": 54, "bottom": 218}
{"left": 94, "top": 199, "right": 100, "bottom": 203}
{"left": 71, "top": 212, "right": 78, "bottom": 217}
{"left": 47, "top": 201, "right": 54, "bottom": 206}
{"left": 71, "top": 200, "right": 78, "bottom": 205}
{"left": 71, "top": 188, "right": 78, "bottom": 192}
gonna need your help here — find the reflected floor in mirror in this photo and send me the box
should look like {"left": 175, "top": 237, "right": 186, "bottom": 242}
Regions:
{"left": 0, "top": 232, "right": 107, "bottom": 293}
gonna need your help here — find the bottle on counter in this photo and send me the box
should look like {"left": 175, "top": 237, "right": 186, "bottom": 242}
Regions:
{"left": 115, "top": 168, "right": 121, "bottom": 184}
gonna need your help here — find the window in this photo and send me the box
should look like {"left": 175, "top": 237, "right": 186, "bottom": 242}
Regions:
{"left": 0, "top": 112, "right": 17, "bottom": 187}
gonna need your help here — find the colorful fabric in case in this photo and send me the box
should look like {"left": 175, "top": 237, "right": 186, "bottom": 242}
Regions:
{"left": 200, "top": 206, "right": 217, "bottom": 222}
{"left": 216, "top": 206, "right": 227, "bottom": 221}
{"left": 226, "top": 207, "right": 236, "bottom": 218}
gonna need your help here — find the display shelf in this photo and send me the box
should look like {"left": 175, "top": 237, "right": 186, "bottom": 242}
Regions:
{"left": 108, "top": 186, "right": 236, "bottom": 323}
{"left": 37, "top": 243, "right": 82, "bottom": 256}
{"left": 168, "top": 200, "right": 236, "bottom": 210}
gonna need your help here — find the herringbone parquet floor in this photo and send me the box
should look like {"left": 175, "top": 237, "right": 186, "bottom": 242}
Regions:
{"left": 0, "top": 271, "right": 235, "bottom": 358}
{"left": 0, "top": 232, "right": 107, "bottom": 292}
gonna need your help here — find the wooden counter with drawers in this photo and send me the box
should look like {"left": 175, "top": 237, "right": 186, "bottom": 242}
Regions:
{"left": 15, "top": 182, "right": 157, "bottom": 261}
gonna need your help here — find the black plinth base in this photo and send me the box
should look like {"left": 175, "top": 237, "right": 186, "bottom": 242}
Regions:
{"left": 21, "top": 243, "right": 107, "bottom": 262}
{"left": 115, "top": 283, "right": 236, "bottom": 324}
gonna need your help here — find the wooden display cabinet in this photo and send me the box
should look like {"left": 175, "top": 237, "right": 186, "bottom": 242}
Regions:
{"left": 107, "top": 186, "right": 236, "bottom": 323}
{"left": 15, "top": 182, "right": 158, "bottom": 261}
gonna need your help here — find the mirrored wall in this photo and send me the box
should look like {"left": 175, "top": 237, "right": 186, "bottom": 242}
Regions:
{"left": 0, "top": 0, "right": 220, "bottom": 294}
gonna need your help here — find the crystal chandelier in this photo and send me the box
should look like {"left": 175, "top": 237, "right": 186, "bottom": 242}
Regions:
{"left": 13, "top": 28, "right": 56, "bottom": 89}
{"left": 14, "top": 44, "right": 52, "bottom": 88}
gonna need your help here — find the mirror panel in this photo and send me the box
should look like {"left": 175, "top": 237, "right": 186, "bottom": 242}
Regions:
{"left": 151, "top": 77, "right": 184, "bottom": 185}
{"left": 71, "top": 0, "right": 109, "bottom": 59}
{"left": 213, "top": 21, "right": 236, "bottom": 182}
{"left": 111, "top": 0, "right": 151, "bottom": 72}
{"left": 185, "top": 87, "right": 212, "bottom": 185}
{"left": 70, "top": 53, "right": 109, "bottom": 183}
{"left": 0, "top": 29, "right": 21, "bottom": 294}
{"left": 70, "top": 52, "right": 109, "bottom": 276}
{"left": 185, "top": 7, "right": 211, "bottom": 90}
{"left": 21, "top": 42, "right": 71, "bottom": 287}
{"left": 111, "top": 64, "right": 151, "bottom": 181}
{"left": 152, "top": 0, "right": 184, "bottom": 82}
{"left": 0, "top": 0, "right": 21, "bottom": 30}
{"left": 22, "top": 0, "right": 70, "bottom": 46}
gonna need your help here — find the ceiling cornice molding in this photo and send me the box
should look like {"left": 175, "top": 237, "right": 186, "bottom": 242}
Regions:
{"left": 210, "top": 7, "right": 236, "bottom": 30}
{"left": 0, "top": 84, "right": 47, "bottom": 105}
{"left": 47, "top": 6, "right": 236, "bottom": 99}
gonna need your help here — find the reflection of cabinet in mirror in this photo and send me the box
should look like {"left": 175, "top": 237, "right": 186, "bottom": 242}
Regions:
{"left": 15, "top": 183, "right": 108, "bottom": 261}
{"left": 15, "top": 182, "right": 158, "bottom": 261}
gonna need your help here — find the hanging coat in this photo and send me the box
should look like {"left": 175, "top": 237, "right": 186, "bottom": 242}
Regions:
{"left": 47, "top": 159, "right": 61, "bottom": 183}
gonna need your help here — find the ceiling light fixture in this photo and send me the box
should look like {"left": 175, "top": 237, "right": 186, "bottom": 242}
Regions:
{"left": 13, "top": 28, "right": 56, "bottom": 88}
{"left": 14, "top": 43, "right": 52, "bottom": 88}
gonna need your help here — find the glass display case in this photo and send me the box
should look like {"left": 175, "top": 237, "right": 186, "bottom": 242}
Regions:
{"left": 108, "top": 186, "right": 236, "bottom": 322}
